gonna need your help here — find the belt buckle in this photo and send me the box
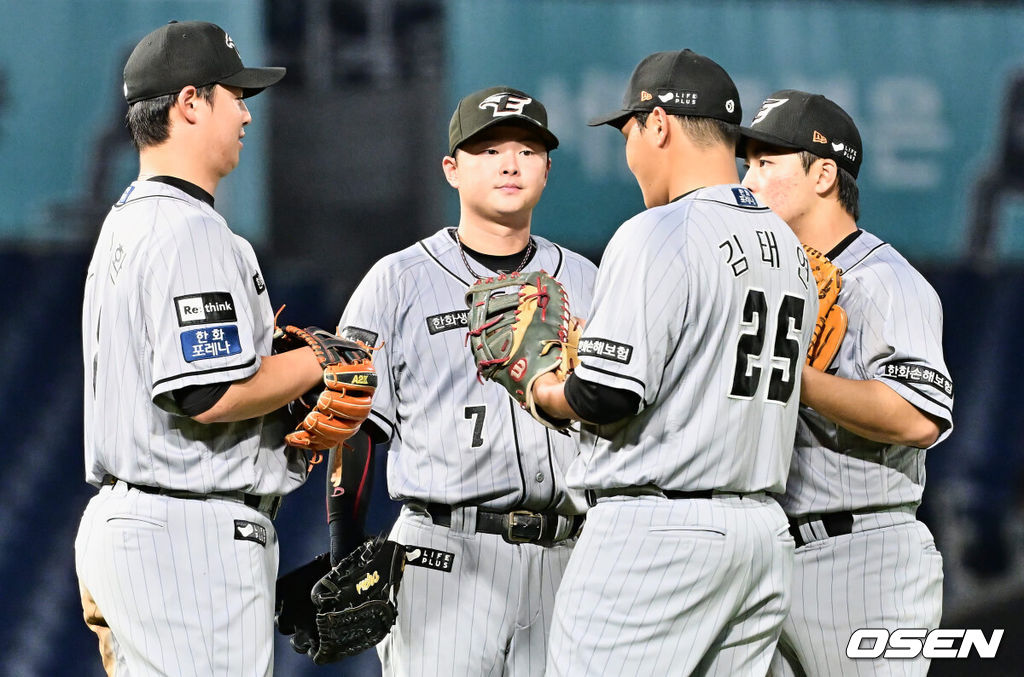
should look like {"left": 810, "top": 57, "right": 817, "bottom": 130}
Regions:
{"left": 504, "top": 510, "right": 544, "bottom": 544}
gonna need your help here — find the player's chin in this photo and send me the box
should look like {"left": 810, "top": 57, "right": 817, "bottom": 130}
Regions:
{"left": 491, "top": 192, "right": 541, "bottom": 215}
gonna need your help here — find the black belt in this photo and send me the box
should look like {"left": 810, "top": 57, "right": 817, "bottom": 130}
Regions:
{"left": 102, "top": 474, "right": 281, "bottom": 520}
{"left": 423, "top": 503, "right": 583, "bottom": 546}
{"left": 586, "top": 485, "right": 747, "bottom": 507}
{"left": 788, "top": 511, "right": 854, "bottom": 548}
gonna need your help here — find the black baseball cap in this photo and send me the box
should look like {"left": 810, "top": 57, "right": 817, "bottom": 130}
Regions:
{"left": 448, "top": 86, "right": 559, "bottom": 155}
{"left": 738, "top": 90, "right": 863, "bottom": 178}
{"left": 588, "top": 49, "right": 741, "bottom": 129}
{"left": 123, "top": 20, "right": 285, "bottom": 104}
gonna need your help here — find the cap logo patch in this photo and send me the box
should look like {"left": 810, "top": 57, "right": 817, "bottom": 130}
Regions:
{"left": 656, "top": 90, "right": 698, "bottom": 107}
{"left": 725, "top": 99, "right": 735, "bottom": 113}
{"left": 640, "top": 91, "right": 653, "bottom": 102}
{"left": 479, "top": 93, "right": 532, "bottom": 118}
{"left": 831, "top": 141, "right": 858, "bottom": 164}
{"left": 813, "top": 131, "right": 828, "bottom": 144}
{"left": 225, "top": 33, "right": 235, "bottom": 50}
{"left": 751, "top": 97, "right": 789, "bottom": 125}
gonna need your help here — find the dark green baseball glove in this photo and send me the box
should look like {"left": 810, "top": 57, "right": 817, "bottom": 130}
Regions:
{"left": 465, "top": 270, "right": 575, "bottom": 431}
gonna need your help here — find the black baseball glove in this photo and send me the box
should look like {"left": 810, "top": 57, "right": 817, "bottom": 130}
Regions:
{"left": 310, "top": 534, "right": 407, "bottom": 662}
{"left": 274, "top": 552, "right": 331, "bottom": 661}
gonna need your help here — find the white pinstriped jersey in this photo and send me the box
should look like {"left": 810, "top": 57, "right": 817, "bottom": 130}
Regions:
{"left": 567, "top": 185, "right": 818, "bottom": 495}
{"left": 779, "top": 229, "right": 954, "bottom": 516}
{"left": 338, "top": 228, "right": 597, "bottom": 512}
{"left": 81, "top": 180, "right": 305, "bottom": 494}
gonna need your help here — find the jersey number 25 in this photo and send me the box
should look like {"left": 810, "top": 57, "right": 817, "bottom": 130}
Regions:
{"left": 730, "top": 289, "right": 805, "bottom": 404}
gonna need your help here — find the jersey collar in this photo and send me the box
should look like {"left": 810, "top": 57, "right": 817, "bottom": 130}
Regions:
{"left": 146, "top": 176, "right": 215, "bottom": 208}
{"left": 826, "top": 230, "right": 862, "bottom": 260}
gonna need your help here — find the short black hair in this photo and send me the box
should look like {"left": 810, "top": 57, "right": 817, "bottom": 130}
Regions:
{"left": 125, "top": 84, "right": 216, "bottom": 150}
{"left": 798, "top": 150, "right": 860, "bottom": 222}
{"left": 634, "top": 111, "right": 739, "bottom": 149}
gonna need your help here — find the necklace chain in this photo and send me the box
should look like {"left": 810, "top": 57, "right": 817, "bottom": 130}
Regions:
{"left": 456, "top": 230, "right": 535, "bottom": 280}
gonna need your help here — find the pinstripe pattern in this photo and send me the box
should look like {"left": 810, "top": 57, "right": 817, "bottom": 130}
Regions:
{"left": 82, "top": 181, "right": 306, "bottom": 495}
{"left": 770, "top": 521, "right": 943, "bottom": 677}
{"left": 547, "top": 495, "right": 793, "bottom": 676}
{"left": 771, "top": 229, "right": 950, "bottom": 675}
{"left": 549, "top": 185, "right": 813, "bottom": 674}
{"left": 78, "top": 180, "right": 303, "bottom": 675}
{"left": 339, "top": 227, "right": 596, "bottom": 675}
{"left": 339, "top": 228, "right": 596, "bottom": 512}
{"left": 379, "top": 507, "right": 574, "bottom": 677}
{"left": 75, "top": 483, "right": 278, "bottom": 676}
{"left": 568, "top": 185, "right": 818, "bottom": 495}
{"left": 781, "top": 230, "right": 953, "bottom": 515}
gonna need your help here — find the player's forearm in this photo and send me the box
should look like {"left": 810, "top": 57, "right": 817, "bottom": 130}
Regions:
{"left": 800, "top": 366, "right": 940, "bottom": 448}
{"left": 532, "top": 372, "right": 579, "bottom": 421}
{"left": 193, "top": 347, "right": 322, "bottom": 423}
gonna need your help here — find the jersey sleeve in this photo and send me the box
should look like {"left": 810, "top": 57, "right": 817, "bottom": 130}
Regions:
{"left": 147, "top": 211, "right": 261, "bottom": 402}
{"left": 861, "top": 266, "right": 954, "bottom": 446}
{"left": 572, "top": 214, "right": 686, "bottom": 407}
{"left": 338, "top": 258, "right": 399, "bottom": 441}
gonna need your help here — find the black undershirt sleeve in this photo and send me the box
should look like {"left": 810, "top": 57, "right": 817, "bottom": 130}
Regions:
{"left": 327, "top": 421, "right": 386, "bottom": 564}
{"left": 563, "top": 373, "right": 641, "bottom": 425}
{"left": 173, "top": 382, "right": 230, "bottom": 417}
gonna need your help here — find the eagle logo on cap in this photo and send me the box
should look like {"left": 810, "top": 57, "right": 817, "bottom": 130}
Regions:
{"left": 479, "top": 93, "right": 532, "bottom": 118}
{"left": 751, "top": 98, "right": 789, "bottom": 125}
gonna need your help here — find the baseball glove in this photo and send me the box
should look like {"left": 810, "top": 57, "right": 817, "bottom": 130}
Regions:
{"left": 273, "top": 325, "right": 376, "bottom": 451}
{"left": 309, "top": 535, "right": 407, "bottom": 662}
{"left": 465, "top": 270, "right": 574, "bottom": 431}
{"left": 275, "top": 552, "right": 332, "bottom": 661}
{"left": 803, "top": 244, "right": 848, "bottom": 371}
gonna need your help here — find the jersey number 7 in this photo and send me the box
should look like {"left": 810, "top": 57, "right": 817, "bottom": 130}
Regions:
{"left": 730, "top": 289, "right": 806, "bottom": 404}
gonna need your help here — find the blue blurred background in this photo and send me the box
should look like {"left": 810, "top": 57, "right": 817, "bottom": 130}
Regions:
{"left": 1, "top": 0, "right": 1022, "bottom": 674}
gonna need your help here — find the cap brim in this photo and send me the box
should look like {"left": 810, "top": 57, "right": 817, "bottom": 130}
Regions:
{"left": 736, "top": 126, "right": 802, "bottom": 158}
{"left": 452, "top": 117, "right": 559, "bottom": 155}
{"left": 587, "top": 109, "right": 633, "bottom": 128}
{"left": 220, "top": 67, "right": 286, "bottom": 98}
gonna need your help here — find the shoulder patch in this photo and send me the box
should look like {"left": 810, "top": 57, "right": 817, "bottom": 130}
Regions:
{"left": 180, "top": 325, "right": 242, "bottom": 362}
{"left": 174, "top": 292, "right": 237, "bottom": 326}
{"left": 578, "top": 337, "right": 633, "bottom": 364}
{"left": 731, "top": 187, "right": 758, "bottom": 207}
{"left": 115, "top": 185, "right": 135, "bottom": 206}
{"left": 880, "top": 363, "right": 954, "bottom": 398}
{"left": 252, "top": 271, "right": 266, "bottom": 295}
{"left": 340, "top": 325, "right": 380, "bottom": 346}
{"left": 425, "top": 310, "right": 469, "bottom": 335}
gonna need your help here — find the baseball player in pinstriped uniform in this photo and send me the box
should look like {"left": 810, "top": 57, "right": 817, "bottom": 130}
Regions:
{"left": 532, "top": 50, "right": 818, "bottom": 676}
{"left": 740, "top": 91, "right": 953, "bottom": 676}
{"left": 330, "top": 87, "right": 596, "bottom": 676}
{"left": 75, "top": 21, "right": 333, "bottom": 676}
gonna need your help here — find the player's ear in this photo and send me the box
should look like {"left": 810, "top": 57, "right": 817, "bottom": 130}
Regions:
{"left": 814, "top": 158, "right": 839, "bottom": 196}
{"left": 442, "top": 154, "right": 459, "bottom": 188}
{"left": 649, "top": 107, "right": 670, "bottom": 148}
{"left": 176, "top": 86, "right": 201, "bottom": 123}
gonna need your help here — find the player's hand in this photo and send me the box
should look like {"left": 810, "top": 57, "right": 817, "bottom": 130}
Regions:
{"left": 530, "top": 372, "right": 574, "bottom": 422}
